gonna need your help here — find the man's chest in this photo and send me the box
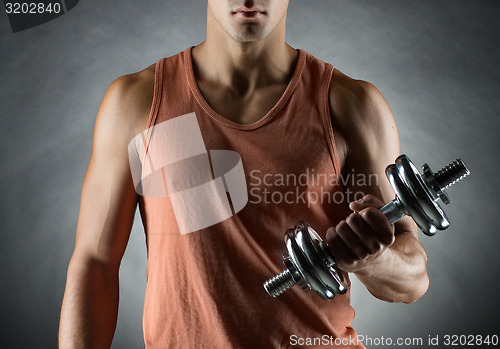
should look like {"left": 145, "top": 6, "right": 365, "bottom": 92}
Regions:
{"left": 197, "top": 81, "right": 288, "bottom": 125}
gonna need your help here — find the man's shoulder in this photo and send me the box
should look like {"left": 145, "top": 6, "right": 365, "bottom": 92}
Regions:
{"left": 329, "top": 70, "right": 386, "bottom": 115}
{"left": 110, "top": 63, "right": 156, "bottom": 109}
{"left": 99, "top": 63, "right": 156, "bottom": 136}
{"left": 329, "top": 69, "right": 394, "bottom": 137}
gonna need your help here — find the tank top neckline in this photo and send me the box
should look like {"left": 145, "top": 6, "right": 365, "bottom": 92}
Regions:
{"left": 183, "top": 46, "right": 306, "bottom": 131}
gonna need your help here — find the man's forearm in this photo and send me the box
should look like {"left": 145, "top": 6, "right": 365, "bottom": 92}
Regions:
{"left": 354, "top": 231, "right": 429, "bottom": 304}
{"left": 59, "top": 255, "right": 120, "bottom": 349}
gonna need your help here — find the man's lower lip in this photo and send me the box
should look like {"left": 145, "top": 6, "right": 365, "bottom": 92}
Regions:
{"left": 234, "top": 11, "right": 263, "bottom": 18}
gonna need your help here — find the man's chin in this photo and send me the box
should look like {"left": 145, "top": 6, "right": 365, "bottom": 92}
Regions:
{"left": 230, "top": 29, "right": 267, "bottom": 43}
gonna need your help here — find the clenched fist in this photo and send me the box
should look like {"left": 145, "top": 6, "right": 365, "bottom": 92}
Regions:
{"left": 326, "top": 194, "right": 395, "bottom": 273}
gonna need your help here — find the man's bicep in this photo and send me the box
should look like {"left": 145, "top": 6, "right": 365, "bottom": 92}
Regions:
{"left": 342, "top": 82, "right": 400, "bottom": 203}
{"left": 72, "top": 77, "right": 142, "bottom": 267}
{"left": 345, "top": 82, "right": 419, "bottom": 237}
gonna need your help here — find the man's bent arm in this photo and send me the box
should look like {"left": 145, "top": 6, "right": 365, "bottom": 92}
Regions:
{"left": 327, "top": 73, "right": 429, "bottom": 304}
{"left": 346, "top": 196, "right": 429, "bottom": 303}
{"left": 59, "top": 69, "right": 154, "bottom": 348}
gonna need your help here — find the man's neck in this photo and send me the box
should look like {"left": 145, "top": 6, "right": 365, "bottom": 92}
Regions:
{"left": 191, "top": 35, "right": 298, "bottom": 97}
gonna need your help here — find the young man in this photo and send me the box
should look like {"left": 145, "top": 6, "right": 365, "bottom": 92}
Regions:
{"left": 59, "top": 1, "right": 429, "bottom": 348}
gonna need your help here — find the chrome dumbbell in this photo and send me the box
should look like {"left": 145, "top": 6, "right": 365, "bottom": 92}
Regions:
{"left": 263, "top": 154, "right": 470, "bottom": 300}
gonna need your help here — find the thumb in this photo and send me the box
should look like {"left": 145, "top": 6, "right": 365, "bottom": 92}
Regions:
{"left": 349, "top": 194, "right": 385, "bottom": 212}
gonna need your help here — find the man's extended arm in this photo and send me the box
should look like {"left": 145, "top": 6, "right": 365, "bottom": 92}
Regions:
{"left": 58, "top": 69, "right": 154, "bottom": 348}
{"left": 327, "top": 72, "right": 429, "bottom": 304}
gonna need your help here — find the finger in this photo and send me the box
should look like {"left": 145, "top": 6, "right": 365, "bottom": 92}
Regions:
{"left": 329, "top": 232, "right": 357, "bottom": 267}
{"left": 334, "top": 220, "right": 371, "bottom": 260}
{"left": 325, "top": 226, "right": 336, "bottom": 243}
{"left": 359, "top": 207, "right": 395, "bottom": 246}
{"left": 345, "top": 212, "right": 383, "bottom": 254}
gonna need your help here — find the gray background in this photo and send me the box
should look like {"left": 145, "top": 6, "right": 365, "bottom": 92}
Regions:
{"left": 1, "top": 1, "right": 499, "bottom": 348}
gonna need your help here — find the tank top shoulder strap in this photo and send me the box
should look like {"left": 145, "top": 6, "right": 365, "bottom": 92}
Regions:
{"left": 295, "top": 51, "right": 342, "bottom": 178}
{"left": 145, "top": 58, "right": 164, "bottom": 130}
{"left": 146, "top": 50, "right": 191, "bottom": 130}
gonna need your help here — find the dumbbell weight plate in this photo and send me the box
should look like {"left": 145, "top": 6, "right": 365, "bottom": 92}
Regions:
{"left": 285, "top": 222, "right": 348, "bottom": 299}
{"left": 388, "top": 155, "right": 449, "bottom": 236}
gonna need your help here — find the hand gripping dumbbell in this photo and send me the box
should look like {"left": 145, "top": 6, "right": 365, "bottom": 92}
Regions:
{"left": 263, "top": 154, "right": 470, "bottom": 300}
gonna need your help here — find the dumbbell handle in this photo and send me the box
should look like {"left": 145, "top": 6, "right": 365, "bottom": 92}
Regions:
{"left": 380, "top": 199, "right": 406, "bottom": 225}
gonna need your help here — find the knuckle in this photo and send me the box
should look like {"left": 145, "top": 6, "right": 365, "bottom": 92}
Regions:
{"left": 335, "top": 220, "right": 346, "bottom": 230}
{"left": 357, "top": 249, "right": 369, "bottom": 260}
{"left": 336, "top": 220, "right": 350, "bottom": 234}
{"left": 364, "top": 194, "right": 376, "bottom": 201}
{"left": 371, "top": 242, "right": 382, "bottom": 253}
{"left": 356, "top": 212, "right": 367, "bottom": 225}
{"left": 364, "top": 194, "right": 381, "bottom": 205}
{"left": 364, "top": 206, "right": 380, "bottom": 217}
{"left": 362, "top": 207, "right": 386, "bottom": 225}
{"left": 345, "top": 213, "right": 360, "bottom": 227}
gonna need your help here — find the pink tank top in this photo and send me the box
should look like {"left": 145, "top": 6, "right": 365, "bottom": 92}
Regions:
{"left": 135, "top": 47, "right": 364, "bottom": 349}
